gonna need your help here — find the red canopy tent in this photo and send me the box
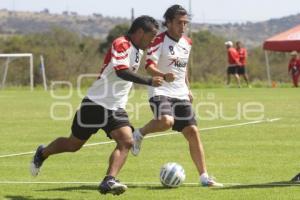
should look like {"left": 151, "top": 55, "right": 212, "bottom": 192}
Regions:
{"left": 262, "top": 25, "right": 300, "bottom": 85}
{"left": 263, "top": 25, "right": 300, "bottom": 52}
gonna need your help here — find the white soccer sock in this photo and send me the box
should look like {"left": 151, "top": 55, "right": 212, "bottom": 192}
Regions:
{"left": 200, "top": 172, "right": 209, "bottom": 183}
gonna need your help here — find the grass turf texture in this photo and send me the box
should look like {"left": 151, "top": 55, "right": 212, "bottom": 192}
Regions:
{"left": 0, "top": 87, "right": 300, "bottom": 200}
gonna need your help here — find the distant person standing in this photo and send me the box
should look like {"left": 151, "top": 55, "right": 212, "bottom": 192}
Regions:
{"left": 225, "top": 41, "right": 241, "bottom": 87}
{"left": 288, "top": 51, "right": 300, "bottom": 87}
{"left": 236, "top": 41, "right": 250, "bottom": 87}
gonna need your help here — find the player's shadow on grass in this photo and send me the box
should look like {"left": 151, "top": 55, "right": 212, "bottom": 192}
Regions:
{"left": 37, "top": 184, "right": 198, "bottom": 193}
{"left": 220, "top": 181, "right": 300, "bottom": 190}
{"left": 127, "top": 184, "right": 200, "bottom": 190}
{"left": 128, "top": 185, "right": 174, "bottom": 190}
{"left": 38, "top": 185, "right": 172, "bottom": 192}
{"left": 37, "top": 185, "right": 98, "bottom": 193}
{"left": 4, "top": 195, "right": 67, "bottom": 200}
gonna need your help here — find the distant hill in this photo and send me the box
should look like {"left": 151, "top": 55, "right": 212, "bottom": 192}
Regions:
{"left": 0, "top": 9, "right": 129, "bottom": 39}
{"left": 194, "top": 13, "right": 300, "bottom": 47}
{"left": 1, "top": 9, "right": 300, "bottom": 48}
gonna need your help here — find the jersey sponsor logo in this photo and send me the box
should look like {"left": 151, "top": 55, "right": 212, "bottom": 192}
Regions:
{"left": 168, "top": 57, "right": 188, "bottom": 68}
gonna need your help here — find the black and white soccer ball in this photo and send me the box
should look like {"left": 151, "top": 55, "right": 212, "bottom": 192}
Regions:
{"left": 159, "top": 162, "right": 185, "bottom": 188}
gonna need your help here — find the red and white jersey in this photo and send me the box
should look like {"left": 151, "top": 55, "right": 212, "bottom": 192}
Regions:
{"left": 146, "top": 32, "right": 192, "bottom": 100}
{"left": 227, "top": 47, "right": 240, "bottom": 65}
{"left": 87, "top": 36, "right": 143, "bottom": 110}
{"left": 236, "top": 47, "right": 247, "bottom": 66}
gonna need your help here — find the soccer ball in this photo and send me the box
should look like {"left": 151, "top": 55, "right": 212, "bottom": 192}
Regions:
{"left": 159, "top": 162, "right": 185, "bottom": 188}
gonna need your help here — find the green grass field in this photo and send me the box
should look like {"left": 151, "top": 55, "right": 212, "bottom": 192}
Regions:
{"left": 0, "top": 87, "right": 300, "bottom": 200}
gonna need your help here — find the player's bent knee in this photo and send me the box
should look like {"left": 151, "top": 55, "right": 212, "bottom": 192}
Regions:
{"left": 183, "top": 125, "right": 199, "bottom": 139}
{"left": 67, "top": 137, "right": 85, "bottom": 152}
{"left": 117, "top": 138, "right": 134, "bottom": 150}
{"left": 190, "top": 126, "right": 199, "bottom": 134}
{"left": 124, "top": 139, "right": 134, "bottom": 149}
{"left": 111, "top": 127, "right": 134, "bottom": 149}
{"left": 67, "top": 144, "right": 83, "bottom": 152}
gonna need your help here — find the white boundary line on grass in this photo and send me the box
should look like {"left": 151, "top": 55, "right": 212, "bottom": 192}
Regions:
{"left": 0, "top": 118, "right": 281, "bottom": 159}
{"left": 0, "top": 181, "right": 298, "bottom": 187}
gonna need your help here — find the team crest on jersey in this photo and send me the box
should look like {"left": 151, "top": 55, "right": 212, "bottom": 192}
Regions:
{"left": 178, "top": 45, "right": 189, "bottom": 54}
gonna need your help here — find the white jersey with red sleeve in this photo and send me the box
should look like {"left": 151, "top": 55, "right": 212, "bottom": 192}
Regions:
{"left": 146, "top": 32, "right": 191, "bottom": 100}
{"left": 87, "top": 36, "right": 143, "bottom": 110}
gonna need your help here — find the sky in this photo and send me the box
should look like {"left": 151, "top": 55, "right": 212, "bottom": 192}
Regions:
{"left": 0, "top": 0, "right": 299, "bottom": 24}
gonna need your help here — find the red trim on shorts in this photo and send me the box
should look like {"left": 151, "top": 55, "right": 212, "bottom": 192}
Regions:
{"left": 114, "top": 65, "right": 129, "bottom": 70}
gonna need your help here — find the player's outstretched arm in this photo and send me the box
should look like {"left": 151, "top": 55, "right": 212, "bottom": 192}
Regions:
{"left": 116, "top": 69, "right": 163, "bottom": 87}
{"left": 146, "top": 64, "right": 175, "bottom": 82}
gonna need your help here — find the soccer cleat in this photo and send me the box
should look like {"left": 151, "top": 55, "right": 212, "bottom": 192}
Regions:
{"left": 131, "top": 129, "right": 143, "bottom": 156}
{"left": 201, "top": 176, "right": 224, "bottom": 187}
{"left": 98, "top": 176, "right": 127, "bottom": 195}
{"left": 30, "top": 145, "right": 46, "bottom": 177}
{"left": 291, "top": 173, "right": 300, "bottom": 182}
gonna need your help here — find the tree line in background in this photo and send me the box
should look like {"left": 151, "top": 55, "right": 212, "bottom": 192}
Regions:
{"left": 0, "top": 25, "right": 292, "bottom": 87}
